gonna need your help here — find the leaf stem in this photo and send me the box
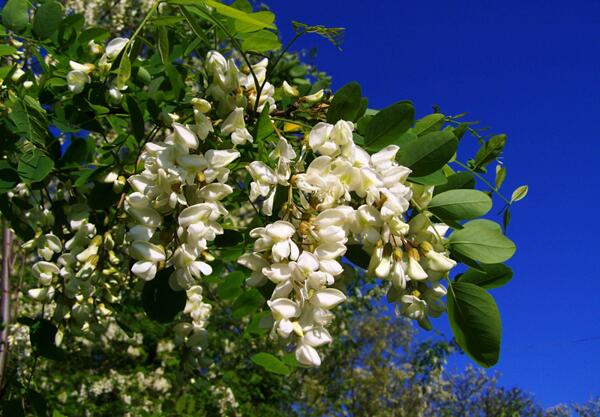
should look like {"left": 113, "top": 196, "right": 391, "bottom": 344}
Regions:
{"left": 453, "top": 160, "right": 511, "bottom": 206}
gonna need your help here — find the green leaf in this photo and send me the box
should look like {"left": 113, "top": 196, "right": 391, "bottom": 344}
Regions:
{"left": 232, "top": 288, "right": 264, "bottom": 319}
{"left": 414, "top": 113, "right": 444, "bottom": 136}
{"left": 8, "top": 96, "right": 50, "bottom": 146}
{"left": 511, "top": 185, "right": 528, "bottom": 202}
{"left": 233, "top": 11, "right": 275, "bottom": 33}
{"left": 364, "top": 101, "right": 414, "bottom": 151}
{"left": 203, "top": 0, "right": 276, "bottom": 30}
{"left": 17, "top": 149, "right": 54, "bottom": 183}
{"left": 471, "top": 134, "right": 506, "bottom": 172}
{"left": 2, "top": 0, "right": 29, "bottom": 32}
{"left": 240, "top": 29, "right": 280, "bottom": 52}
{"left": 408, "top": 169, "right": 448, "bottom": 186}
{"left": 449, "top": 219, "right": 516, "bottom": 264}
{"left": 459, "top": 263, "right": 513, "bottom": 289}
{"left": 447, "top": 282, "right": 501, "bottom": 367}
{"left": 0, "top": 45, "right": 17, "bottom": 57}
{"left": 255, "top": 103, "right": 274, "bottom": 143}
{"left": 495, "top": 165, "right": 506, "bottom": 189}
{"left": 78, "top": 27, "right": 110, "bottom": 44}
{"left": 142, "top": 268, "right": 187, "bottom": 323}
{"left": 0, "top": 160, "right": 19, "bottom": 192}
{"left": 33, "top": 0, "right": 63, "bottom": 39}
{"left": 503, "top": 207, "right": 511, "bottom": 232}
{"left": 157, "top": 26, "right": 170, "bottom": 64}
{"left": 327, "top": 81, "right": 362, "bottom": 123}
{"left": 251, "top": 352, "right": 290, "bottom": 375}
{"left": 396, "top": 130, "right": 458, "bottom": 177}
{"left": 434, "top": 171, "right": 475, "bottom": 195}
{"left": 217, "top": 271, "right": 245, "bottom": 300}
{"left": 126, "top": 95, "right": 145, "bottom": 142}
{"left": 428, "top": 190, "right": 492, "bottom": 221}
{"left": 116, "top": 52, "right": 131, "bottom": 90}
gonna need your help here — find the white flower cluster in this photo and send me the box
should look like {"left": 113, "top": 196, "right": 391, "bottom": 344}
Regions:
{"left": 125, "top": 120, "right": 239, "bottom": 287}
{"left": 26, "top": 209, "right": 123, "bottom": 334}
{"left": 173, "top": 285, "right": 212, "bottom": 352}
{"left": 239, "top": 118, "right": 458, "bottom": 365}
{"left": 205, "top": 51, "right": 275, "bottom": 116}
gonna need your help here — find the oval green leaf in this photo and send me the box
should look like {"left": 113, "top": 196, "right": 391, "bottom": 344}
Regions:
{"left": 364, "top": 101, "right": 414, "bottom": 151}
{"left": 2, "top": 0, "right": 29, "bottom": 32}
{"left": 434, "top": 171, "right": 475, "bottom": 195}
{"left": 251, "top": 352, "right": 290, "bottom": 375}
{"left": 33, "top": 0, "right": 63, "bottom": 39}
{"left": 396, "top": 130, "right": 458, "bottom": 177}
{"left": 327, "top": 81, "right": 362, "bottom": 123}
{"left": 449, "top": 219, "right": 516, "bottom": 264}
{"left": 458, "top": 263, "right": 513, "bottom": 289}
{"left": 240, "top": 29, "right": 281, "bottom": 52}
{"left": 428, "top": 189, "right": 492, "bottom": 221}
{"left": 447, "top": 282, "right": 501, "bottom": 367}
{"left": 511, "top": 185, "right": 528, "bottom": 202}
{"left": 414, "top": 113, "right": 444, "bottom": 136}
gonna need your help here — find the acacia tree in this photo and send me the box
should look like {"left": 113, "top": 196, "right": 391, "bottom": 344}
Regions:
{"left": 0, "top": 0, "right": 529, "bottom": 414}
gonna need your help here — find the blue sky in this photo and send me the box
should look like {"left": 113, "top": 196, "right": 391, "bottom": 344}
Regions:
{"left": 271, "top": 0, "right": 600, "bottom": 408}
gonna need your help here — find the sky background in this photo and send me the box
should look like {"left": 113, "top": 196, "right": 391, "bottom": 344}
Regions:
{"left": 270, "top": 0, "right": 600, "bottom": 409}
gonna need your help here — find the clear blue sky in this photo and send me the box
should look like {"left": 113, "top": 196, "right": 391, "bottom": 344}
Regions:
{"left": 272, "top": 0, "right": 600, "bottom": 408}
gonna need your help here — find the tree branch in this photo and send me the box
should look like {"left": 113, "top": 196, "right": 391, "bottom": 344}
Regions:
{"left": 0, "top": 224, "right": 13, "bottom": 391}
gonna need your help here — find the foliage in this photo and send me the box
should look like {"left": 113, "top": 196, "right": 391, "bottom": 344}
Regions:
{"left": 0, "top": 0, "right": 533, "bottom": 414}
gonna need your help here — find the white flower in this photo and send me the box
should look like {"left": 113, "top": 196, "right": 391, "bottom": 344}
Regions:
{"left": 130, "top": 241, "right": 166, "bottom": 263}
{"left": 127, "top": 225, "right": 155, "bottom": 242}
{"left": 37, "top": 234, "right": 62, "bottom": 261}
{"left": 268, "top": 298, "right": 301, "bottom": 319}
{"left": 105, "top": 37, "right": 129, "bottom": 60}
{"left": 204, "top": 149, "right": 240, "bottom": 183}
{"left": 172, "top": 123, "right": 199, "bottom": 149}
{"left": 295, "top": 344, "right": 321, "bottom": 366}
{"left": 28, "top": 287, "right": 55, "bottom": 302}
{"left": 310, "top": 288, "right": 346, "bottom": 309}
{"left": 250, "top": 221, "right": 299, "bottom": 262}
{"left": 220, "top": 107, "right": 244, "bottom": 135}
{"left": 407, "top": 248, "right": 428, "bottom": 281}
{"left": 400, "top": 295, "right": 428, "bottom": 321}
{"left": 302, "top": 89, "right": 324, "bottom": 103}
{"left": 421, "top": 244, "right": 456, "bottom": 272}
{"left": 67, "top": 70, "right": 90, "bottom": 94}
{"left": 32, "top": 261, "right": 59, "bottom": 286}
{"left": 131, "top": 261, "right": 158, "bottom": 281}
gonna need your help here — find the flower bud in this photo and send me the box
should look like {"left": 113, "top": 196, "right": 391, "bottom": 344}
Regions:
{"left": 282, "top": 81, "right": 299, "bottom": 97}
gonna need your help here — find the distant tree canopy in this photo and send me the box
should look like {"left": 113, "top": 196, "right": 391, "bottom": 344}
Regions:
{"left": 0, "top": 0, "right": 560, "bottom": 416}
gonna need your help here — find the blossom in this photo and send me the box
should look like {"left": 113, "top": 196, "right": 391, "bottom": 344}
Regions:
{"left": 250, "top": 221, "right": 299, "bottom": 262}
{"left": 105, "top": 37, "right": 129, "bottom": 60}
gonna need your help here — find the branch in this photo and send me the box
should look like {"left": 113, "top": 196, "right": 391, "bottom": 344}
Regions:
{"left": 0, "top": 224, "right": 13, "bottom": 392}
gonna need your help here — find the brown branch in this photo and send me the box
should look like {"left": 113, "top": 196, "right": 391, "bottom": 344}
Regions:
{"left": 0, "top": 224, "right": 13, "bottom": 391}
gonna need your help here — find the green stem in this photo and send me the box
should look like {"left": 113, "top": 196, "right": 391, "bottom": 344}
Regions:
{"left": 253, "top": 30, "right": 308, "bottom": 114}
{"left": 128, "top": 0, "right": 162, "bottom": 48}
{"left": 453, "top": 160, "right": 511, "bottom": 205}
